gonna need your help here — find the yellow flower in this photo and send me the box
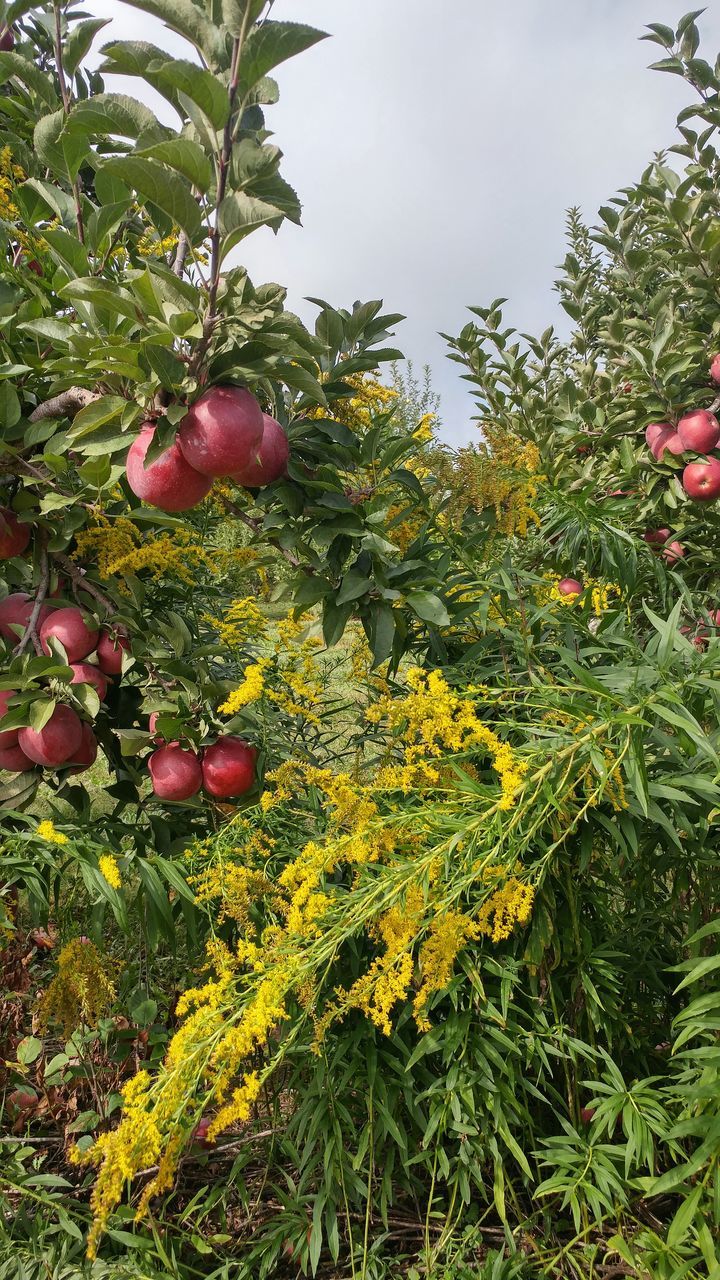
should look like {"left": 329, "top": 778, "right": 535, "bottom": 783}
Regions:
{"left": 36, "top": 820, "right": 68, "bottom": 846}
{"left": 218, "top": 660, "right": 269, "bottom": 715}
{"left": 98, "top": 855, "right": 122, "bottom": 890}
{"left": 38, "top": 938, "right": 116, "bottom": 1036}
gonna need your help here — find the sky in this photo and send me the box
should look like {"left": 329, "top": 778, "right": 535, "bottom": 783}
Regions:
{"left": 88, "top": 1, "right": 720, "bottom": 443}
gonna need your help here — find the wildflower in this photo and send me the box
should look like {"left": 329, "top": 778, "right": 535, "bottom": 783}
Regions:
{"left": 476, "top": 877, "right": 535, "bottom": 943}
{"left": 37, "top": 938, "right": 116, "bottom": 1035}
{"left": 36, "top": 820, "right": 68, "bottom": 846}
{"left": 218, "top": 660, "right": 269, "bottom": 715}
{"left": 98, "top": 854, "right": 122, "bottom": 890}
{"left": 413, "top": 911, "right": 480, "bottom": 1030}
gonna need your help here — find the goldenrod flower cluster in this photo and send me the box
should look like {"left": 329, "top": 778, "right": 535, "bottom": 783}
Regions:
{"left": 341, "top": 885, "right": 425, "bottom": 1034}
{"left": 137, "top": 230, "right": 180, "bottom": 258}
{"left": 219, "top": 659, "right": 270, "bottom": 715}
{"left": 476, "top": 876, "right": 535, "bottom": 943}
{"left": 74, "top": 518, "right": 216, "bottom": 588}
{"left": 36, "top": 820, "right": 68, "bottom": 846}
{"left": 309, "top": 373, "right": 397, "bottom": 433}
{"left": 98, "top": 854, "right": 122, "bottom": 890}
{"left": 369, "top": 667, "right": 528, "bottom": 810}
{"left": 434, "top": 425, "right": 542, "bottom": 537}
{"left": 413, "top": 910, "right": 480, "bottom": 1030}
{"left": 203, "top": 596, "right": 268, "bottom": 648}
{"left": 37, "top": 938, "right": 116, "bottom": 1036}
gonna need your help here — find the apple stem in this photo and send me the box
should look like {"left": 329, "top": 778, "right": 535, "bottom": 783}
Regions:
{"left": 14, "top": 533, "right": 49, "bottom": 658}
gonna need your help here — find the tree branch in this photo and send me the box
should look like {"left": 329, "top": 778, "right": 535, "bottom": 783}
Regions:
{"left": 51, "top": 553, "right": 116, "bottom": 616}
{"left": 172, "top": 231, "right": 190, "bottom": 278}
{"left": 28, "top": 388, "right": 99, "bottom": 423}
{"left": 54, "top": 3, "right": 85, "bottom": 245}
{"left": 14, "top": 533, "right": 49, "bottom": 657}
{"left": 219, "top": 495, "right": 302, "bottom": 569}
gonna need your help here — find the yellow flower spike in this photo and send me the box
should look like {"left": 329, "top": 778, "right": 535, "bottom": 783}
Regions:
{"left": 98, "top": 855, "right": 122, "bottom": 890}
{"left": 36, "top": 820, "right": 68, "bottom": 846}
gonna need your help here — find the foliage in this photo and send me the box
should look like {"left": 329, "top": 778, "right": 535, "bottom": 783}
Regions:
{"left": 1, "top": 4, "right": 720, "bottom": 1280}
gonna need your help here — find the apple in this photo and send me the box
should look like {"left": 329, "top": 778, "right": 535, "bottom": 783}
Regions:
{"left": 40, "top": 606, "right": 97, "bottom": 662}
{"left": 0, "top": 742, "right": 33, "bottom": 772}
{"left": 643, "top": 528, "right": 671, "bottom": 546}
{"left": 201, "top": 736, "right": 257, "bottom": 799}
{"left": 67, "top": 722, "right": 98, "bottom": 773}
{"left": 231, "top": 414, "right": 289, "bottom": 488}
{"left": 126, "top": 422, "right": 212, "bottom": 512}
{"left": 27, "top": 259, "right": 42, "bottom": 277}
{"left": 0, "top": 507, "right": 30, "bottom": 559}
{"left": 682, "top": 457, "right": 720, "bottom": 502}
{"left": 663, "top": 540, "right": 685, "bottom": 564}
{"left": 646, "top": 423, "right": 684, "bottom": 460}
{"left": 178, "top": 386, "right": 264, "bottom": 478}
{"left": 97, "top": 629, "right": 130, "bottom": 676}
{"left": 557, "top": 577, "right": 583, "bottom": 597}
{"left": 70, "top": 662, "right": 108, "bottom": 701}
{"left": 0, "top": 689, "right": 19, "bottom": 748}
{"left": 579, "top": 1107, "right": 596, "bottom": 1126}
{"left": 18, "top": 704, "right": 83, "bottom": 767}
{"left": 711, "top": 353, "right": 720, "bottom": 385}
{"left": 0, "top": 592, "right": 51, "bottom": 642}
{"left": 677, "top": 409, "right": 720, "bottom": 454}
{"left": 192, "top": 1115, "right": 214, "bottom": 1149}
{"left": 680, "top": 624, "right": 708, "bottom": 652}
{"left": 148, "top": 744, "right": 202, "bottom": 801}
{"left": 0, "top": 27, "right": 14, "bottom": 52}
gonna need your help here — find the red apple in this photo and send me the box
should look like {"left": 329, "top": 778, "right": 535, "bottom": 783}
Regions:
{"left": 682, "top": 457, "right": 720, "bottom": 502}
{"left": 0, "top": 742, "right": 33, "bottom": 772}
{"left": 677, "top": 409, "right": 720, "bottom": 454}
{"left": 201, "top": 736, "right": 257, "bottom": 799}
{"left": 0, "top": 689, "right": 18, "bottom": 748}
{"left": 647, "top": 423, "right": 684, "bottom": 460}
{"left": 126, "top": 422, "right": 212, "bottom": 512}
{"left": 67, "top": 722, "right": 98, "bottom": 773}
{"left": 231, "top": 414, "right": 289, "bottom": 488}
{"left": 40, "top": 607, "right": 97, "bottom": 662}
{"left": 97, "top": 629, "right": 130, "bottom": 676}
{"left": 148, "top": 744, "right": 202, "bottom": 801}
{"left": 0, "top": 508, "right": 30, "bottom": 559}
{"left": 0, "top": 593, "right": 51, "bottom": 643}
{"left": 663, "top": 540, "right": 685, "bottom": 564}
{"left": 680, "top": 624, "right": 708, "bottom": 652}
{"left": 178, "top": 386, "right": 264, "bottom": 478}
{"left": 710, "top": 353, "right": 720, "bottom": 385}
{"left": 557, "top": 577, "right": 583, "bottom": 597}
{"left": 192, "top": 1115, "right": 214, "bottom": 1149}
{"left": 18, "top": 704, "right": 83, "bottom": 767}
{"left": 580, "top": 1107, "right": 596, "bottom": 1126}
{"left": 643, "top": 528, "right": 671, "bottom": 546}
{"left": 0, "top": 27, "right": 14, "bottom": 52}
{"left": 70, "top": 662, "right": 108, "bottom": 701}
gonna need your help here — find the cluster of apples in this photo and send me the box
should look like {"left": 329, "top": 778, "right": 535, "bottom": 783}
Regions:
{"left": 644, "top": 354, "right": 720, "bottom": 503}
{"left": 0, "top": 602, "right": 129, "bottom": 774}
{"left": 147, "top": 730, "right": 257, "bottom": 802}
{"left": 126, "top": 386, "right": 289, "bottom": 513}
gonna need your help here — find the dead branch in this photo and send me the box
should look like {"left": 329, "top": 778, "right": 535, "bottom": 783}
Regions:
{"left": 51, "top": 553, "right": 116, "bottom": 616}
{"left": 28, "top": 388, "right": 100, "bottom": 424}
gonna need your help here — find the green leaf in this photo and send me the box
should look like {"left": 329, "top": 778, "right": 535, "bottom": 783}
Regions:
{"left": 60, "top": 278, "right": 143, "bottom": 324}
{"left": 67, "top": 396, "right": 128, "bottom": 442}
{"left": 64, "top": 18, "right": 112, "bottom": 75}
{"left": 16, "top": 1036, "right": 43, "bottom": 1066}
{"left": 137, "top": 138, "right": 213, "bottom": 193}
{"left": 218, "top": 191, "right": 284, "bottom": 258}
{"left": 406, "top": 591, "right": 450, "bottom": 627}
{"left": 69, "top": 93, "right": 167, "bottom": 141}
{"left": 98, "top": 157, "right": 202, "bottom": 241}
{"left": 16, "top": 178, "right": 76, "bottom": 228}
{"left": 150, "top": 57, "right": 231, "bottom": 130}
{"left": 108, "top": 0, "right": 225, "bottom": 65}
{"left": 34, "top": 109, "right": 89, "bottom": 181}
{"left": 273, "top": 360, "right": 327, "bottom": 407}
{"left": 0, "top": 50, "right": 58, "bottom": 105}
{"left": 0, "top": 381, "right": 21, "bottom": 431}
{"left": 238, "top": 21, "right": 327, "bottom": 96}
{"left": 667, "top": 1184, "right": 703, "bottom": 1248}
{"left": 29, "top": 699, "right": 56, "bottom": 732}
{"left": 221, "top": 0, "right": 265, "bottom": 38}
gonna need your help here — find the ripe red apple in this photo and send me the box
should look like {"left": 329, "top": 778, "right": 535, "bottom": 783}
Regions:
{"left": 201, "top": 736, "right": 257, "bottom": 799}
{"left": 0, "top": 689, "right": 19, "bottom": 748}
{"left": 18, "top": 704, "right": 83, "bottom": 767}
{"left": 682, "top": 457, "right": 720, "bottom": 502}
{"left": 192, "top": 1115, "right": 214, "bottom": 1149}
{"left": 97, "top": 629, "right": 130, "bottom": 676}
{"left": 0, "top": 27, "right": 14, "bottom": 51}
{"left": 0, "top": 508, "right": 30, "bottom": 559}
{"left": 231, "top": 414, "right": 289, "bottom": 488}
{"left": 680, "top": 624, "right": 708, "bottom": 652}
{"left": 677, "top": 409, "right": 720, "bottom": 455}
{"left": 663, "top": 540, "right": 685, "bottom": 564}
{"left": 70, "top": 662, "right": 108, "bottom": 701}
{"left": 557, "top": 577, "right": 583, "bottom": 597}
{"left": 40, "top": 607, "right": 97, "bottom": 662}
{"left": 646, "top": 423, "right": 684, "bottom": 460}
{"left": 178, "top": 386, "right": 264, "bottom": 478}
{"left": 126, "top": 422, "right": 212, "bottom": 512}
{"left": 148, "top": 744, "right": 202, "bottom": 801}
{"left": 0, "top": 593, "right": 52, "bottom": 643}
{"left": 710, "top": 353, "right": 720, "bottom": 385}
{"left": 67, "top": 722, "right": 98, "bottom": 773}
{"left": 0, "top": 742, "right": 33, "bottom": 772}
{"left": 643, "top": 528, "right": 671, "bottom": 546}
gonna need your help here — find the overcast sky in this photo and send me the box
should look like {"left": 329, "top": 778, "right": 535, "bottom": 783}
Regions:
{"left": 88, "top": 1, "right": 720, "bottom": 443}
